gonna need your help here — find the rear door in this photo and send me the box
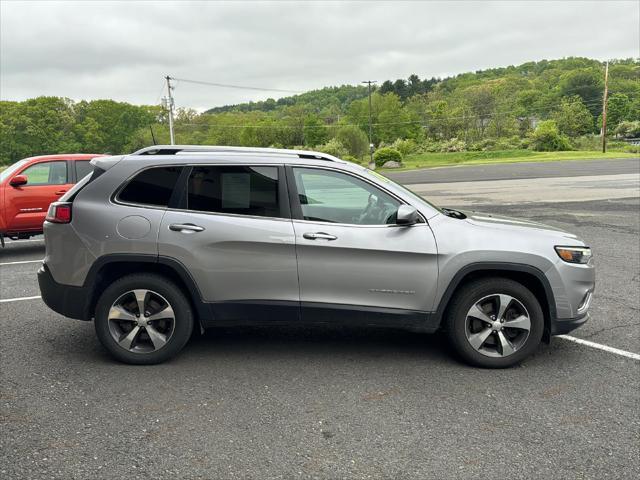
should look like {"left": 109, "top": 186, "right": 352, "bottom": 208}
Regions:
{"left": 158, "top": 164, "right": 299, "bottom": 322}
{"left": 289, "top": 166, "right": 439, "bottom": 321}
{"left": 5, "top": 160, "right": 73, "bottom": 232}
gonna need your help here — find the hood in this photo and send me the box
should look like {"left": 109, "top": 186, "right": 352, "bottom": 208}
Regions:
{"left": 461, "top": 210, "right": 580, "bottom": 240}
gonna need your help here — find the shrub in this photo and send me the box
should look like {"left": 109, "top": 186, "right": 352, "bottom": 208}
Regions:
{"left": 528, "top": 120, "right": 572, "bottom": 151}
{"left": 416, "top": 140, "right": 442, "bottom": 153}
{"left": 373, "top": 147, "right": 403, "bottom": 168}
{"left": 468, "top": 139, "right": 495, "bottom": 151}
{"left": 614, "top": 120, "right": 640, "bottom": 139}
{"left": 439, "top": 138, "right": 467, "bottom": 152}
{"left": 571, "top": 135, "right": 600, "bottom": 150}
{"left": 390, "top": 138, "right": 418, "bottom": 156}
{"left": 317, "top": 138, "right": 348, "bottom": 158}
{"left": 341, "top": 154, "right": 359, "bottom": 164}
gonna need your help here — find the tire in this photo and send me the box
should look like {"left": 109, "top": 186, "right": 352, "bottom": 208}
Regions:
{"left": 94, "top": 273, "right": 194, "bottom": 365}
{"left": 444, "top": 277, "right": 544, "bottom": 368}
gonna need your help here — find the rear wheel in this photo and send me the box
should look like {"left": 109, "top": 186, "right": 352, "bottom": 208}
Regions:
{"left": 94, "top": 274, "right": 193, "bottom": 364}
{"left": 445, "top": 278, "right": 544, "bottom": 368}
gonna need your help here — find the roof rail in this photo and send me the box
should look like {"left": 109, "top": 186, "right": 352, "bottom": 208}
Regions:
{"left": 131, "top": 145, "right": 342, "bottom": 162}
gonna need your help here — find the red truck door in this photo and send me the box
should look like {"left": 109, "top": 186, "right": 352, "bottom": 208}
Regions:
{"left": 4, "top": 160, "right": 73, "bottom": 233}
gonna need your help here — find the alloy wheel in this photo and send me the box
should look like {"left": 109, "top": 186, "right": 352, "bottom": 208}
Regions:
{"left": 107, "top": 289, "right": 175, "bottom": 353}
{"left": 464, "top": 293, "right": 531, "bottom": 358}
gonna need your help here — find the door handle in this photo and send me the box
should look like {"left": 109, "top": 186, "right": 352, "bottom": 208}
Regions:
{"left": 169, "top": 223, "right": 205, "bottom": 233}
{"left": 303, "top": 232, "right": 337, "bottom": 241}
{"left": 54, "top": 190, "right": 67, "bottom": 195}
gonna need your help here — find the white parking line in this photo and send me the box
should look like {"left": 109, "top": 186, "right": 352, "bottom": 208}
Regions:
{"left": 0, "top": 295, "right": 42, "bottom": 303}
{"left": 0, "top": 260, "right": 43, "bottom": 266}
{"left": 558, "top": 335, "right": 640, "bottom": 361}
{"left": 0, "top": 293, "right": 637, "bottom": 363}
{"left": 5, "top": 238, "right": 43, "bottom": 243}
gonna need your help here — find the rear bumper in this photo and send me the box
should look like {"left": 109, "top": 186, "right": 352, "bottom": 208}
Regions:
{"left": 38, "top": 264, "right": 91, "bottom": 320}
{"left": 550, "top": 312, "right": 589, "bottom": 335}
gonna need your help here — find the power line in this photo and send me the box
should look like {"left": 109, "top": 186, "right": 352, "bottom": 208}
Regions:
{"left": 170, "top": 76, "right": 303, "bottom": 94}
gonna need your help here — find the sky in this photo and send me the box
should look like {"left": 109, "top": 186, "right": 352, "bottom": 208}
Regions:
{"left": 1, "top": 0, "right": 639, "bottom": 111}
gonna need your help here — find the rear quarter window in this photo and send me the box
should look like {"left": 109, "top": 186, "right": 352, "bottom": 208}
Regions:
{"left": 118, "top": 167, "right": 182, "bottom": 207}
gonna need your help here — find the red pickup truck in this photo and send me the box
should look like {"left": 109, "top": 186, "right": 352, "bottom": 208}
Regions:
{"left": 0, "top": 154, "right": 104, "bottom": 246}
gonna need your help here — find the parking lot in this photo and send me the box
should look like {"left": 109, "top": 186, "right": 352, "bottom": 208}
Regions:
{"left": 1, "top": 159, "right": 639, "bottom": 479}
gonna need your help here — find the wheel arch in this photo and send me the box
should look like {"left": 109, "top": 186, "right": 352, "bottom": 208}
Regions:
{"left": 434, "top": 262, "right": 556, "bottom": 342}
{"left": 83, "top": 254, "right": 210, "bottom": 327}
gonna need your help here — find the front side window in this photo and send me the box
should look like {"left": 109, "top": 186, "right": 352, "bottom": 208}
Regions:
{"left": 187, "top": 166, "right": 281, "bottom": 218}
{"left": 293, "top": 168, "right": 401, "bottom": 225}
{"left": 20, "top": 161, "right": 68, "bottom": 185}
{"left": 118, "top": 166, "right": 182, "bottom": 207}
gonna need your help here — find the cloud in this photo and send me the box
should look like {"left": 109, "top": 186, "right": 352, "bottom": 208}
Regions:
{"left": 1, "top": 0, "right": 638, "bottom": 110}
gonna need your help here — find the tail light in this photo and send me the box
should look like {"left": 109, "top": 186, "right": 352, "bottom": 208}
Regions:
{"left": 45, "top": 202, "right": 72, "bottom": 224}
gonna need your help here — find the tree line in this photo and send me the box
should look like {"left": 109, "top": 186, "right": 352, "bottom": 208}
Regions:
{"left": 1, "top": 57, "right": 638, "bottom": 166}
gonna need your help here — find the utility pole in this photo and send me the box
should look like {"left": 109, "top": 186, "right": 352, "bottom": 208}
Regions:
{"left": 362, "top": 80, "right": 376, "bottom": 169}
{"left": 601, "top": 62, "right": 609, "bottom": 153}
{"left": 164, "top": 75, "right": 176, "bottom": 145}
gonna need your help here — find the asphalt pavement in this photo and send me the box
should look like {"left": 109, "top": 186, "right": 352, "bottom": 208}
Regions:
{"left": 386, "top": 156, "right": 640, "bottom": 184}
{"left": 1, "top": 159, "right": 639, "bottom": 479}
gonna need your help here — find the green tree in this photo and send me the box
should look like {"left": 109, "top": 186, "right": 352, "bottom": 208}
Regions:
{"left": 605, "top": 93, "right": 631, "bottom": 131}
{"left": 464, "top": 84, "right": 496, "bottom": 139}
{"left": 559, "top": 68, "right": 603, "bottom": 118}
{"left": 552, "top": 96, "right": 594, "bottom": 137}
{"left": 303, "top": 114, "right": 329, "bottom": 146}
{"left": 528, "top": 120, "right": 572, "bottom": 151}
{"left": 335, "top": 125, "right": 369, "bottom": 158}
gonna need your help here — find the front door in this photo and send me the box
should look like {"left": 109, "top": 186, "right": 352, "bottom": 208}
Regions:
{"left": 6, "top": 160, "right": 72, "bottom": 232}
{"left": 289, "top": 166, "right": 438, "bottom": 323}
{"left": 158, "top": 164, "right": 299, "bottom": 322}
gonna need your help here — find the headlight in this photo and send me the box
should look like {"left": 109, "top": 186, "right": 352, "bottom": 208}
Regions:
{"left": 555, "top": 246, "right": 592, "bottom": 264}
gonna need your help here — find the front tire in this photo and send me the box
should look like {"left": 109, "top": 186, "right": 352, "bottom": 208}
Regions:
{"left": 94, "top": 274, "right": 193, "bottom": 365}
{"left": 445, "top": 278, "right": 544, "bottom": 368}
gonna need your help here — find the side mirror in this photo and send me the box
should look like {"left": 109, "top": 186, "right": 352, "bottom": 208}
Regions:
{"left": 10, "top": 175, "right": 28, "bottom": 187}
{"left": 396, "top": 205, "right": 419, "bottom": 225}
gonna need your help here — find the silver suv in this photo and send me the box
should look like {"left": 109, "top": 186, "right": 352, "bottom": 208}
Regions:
{"left": 38, "top": 145, "right": 595, "bottom": 367}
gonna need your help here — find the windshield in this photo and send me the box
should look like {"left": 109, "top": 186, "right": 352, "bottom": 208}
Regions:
{"left": 358, "top": 166, "right": 443, "bottom": 213}
{"left": 0, "top": 159, "right": 29, "bottom": 183}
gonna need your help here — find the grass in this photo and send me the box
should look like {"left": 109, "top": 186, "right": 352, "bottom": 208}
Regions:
{"left": 381, "top": 149, "right": 639, "bottom": 171}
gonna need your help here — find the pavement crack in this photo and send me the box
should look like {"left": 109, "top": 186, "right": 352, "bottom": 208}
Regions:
{"left": 582, "top": 321, "right": 640, "bottom": 339}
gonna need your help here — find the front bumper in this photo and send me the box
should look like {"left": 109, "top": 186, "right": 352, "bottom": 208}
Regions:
{"left": 38, "top": 264, "right": 91, "bottom": 320}
{"left": 551, "top": 312, "right": 589, "bottom": 335}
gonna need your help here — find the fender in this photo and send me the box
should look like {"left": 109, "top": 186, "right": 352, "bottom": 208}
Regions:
{"left": 83, "top": 253, "right": 211, "bottom": 323}
{"left": 432, "top": 261, "right": 557, "bottom": 324}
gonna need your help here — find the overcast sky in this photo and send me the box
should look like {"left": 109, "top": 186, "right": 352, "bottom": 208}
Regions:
{"left": 1, "top": 0, "right": 638, "bottom": 111}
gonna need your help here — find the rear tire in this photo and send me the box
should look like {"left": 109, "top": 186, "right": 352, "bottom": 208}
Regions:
{"left": 445, "top": 277, "right": 544, "bottom": 368}
{"left": 94, "top": 274, "right": 193, "bottom": 365}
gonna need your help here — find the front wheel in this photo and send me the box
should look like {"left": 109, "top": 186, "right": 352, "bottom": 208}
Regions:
{"left": 445, "top": 278, "right": 544, "bottom": 368}
{"left": 94, "top": 274, "right": 193, "bottom": 365}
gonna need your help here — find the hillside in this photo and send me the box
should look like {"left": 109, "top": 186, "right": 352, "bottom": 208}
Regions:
{"left": 1, "top": 57, "right": 638, "bottom": 165}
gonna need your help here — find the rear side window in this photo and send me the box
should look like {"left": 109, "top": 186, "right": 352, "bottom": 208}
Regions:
{"left": 118, "top": 167, "right": 182, "bottom": 207}
{"left": 187, "top": 166, "right": 280, "bottom": 218}
{"left": 74, "top": 160, "right": 93, "bottom": 181}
